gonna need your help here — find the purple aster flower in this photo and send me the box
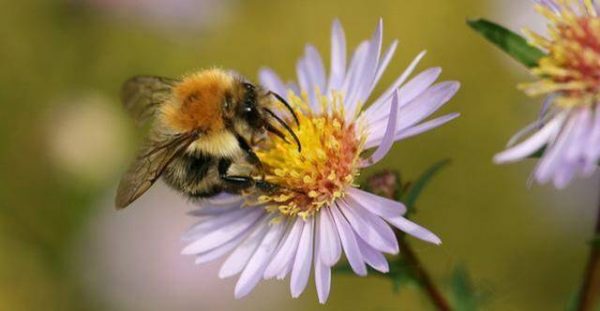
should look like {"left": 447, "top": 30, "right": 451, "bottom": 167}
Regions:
{"left": 86, "top": 0, "right": 234, "bottom": 30}
{"left": 182, "top": 19, "right": 460, "bottom": 303}
{"left": 494, "top": 0, "right": 600, "bottom": 188}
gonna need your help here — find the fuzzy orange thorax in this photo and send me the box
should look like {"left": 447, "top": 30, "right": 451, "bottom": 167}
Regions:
{"left": 161, "top": 69, "right": 234, "bottom": 134}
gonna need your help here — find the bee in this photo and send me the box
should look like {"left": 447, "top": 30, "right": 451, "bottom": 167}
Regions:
{"left": 115, "top": 68, "right": 301, "bottom": 209}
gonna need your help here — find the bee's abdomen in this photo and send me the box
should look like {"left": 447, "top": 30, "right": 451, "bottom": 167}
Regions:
{"left": 162, "top": 153, "right": 223, "bottom": 198}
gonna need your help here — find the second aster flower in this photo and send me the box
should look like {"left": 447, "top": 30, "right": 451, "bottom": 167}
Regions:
{"left": 182, "top": 19, "right": 460, "bottom": 303}
{"left": 495, "top": 0, "right": 600, "bottom": 188}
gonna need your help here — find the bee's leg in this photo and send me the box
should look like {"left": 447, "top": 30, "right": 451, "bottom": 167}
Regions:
{"left": 234, "top": 134, "right": 265, "bottom": 179}
{"left": 254, "top": 180, "right": 279, "bottom": 194}
{"left": 218, "top": 158, "right": 278, "bottom": 193}
{"left": 218, "top": 158, "right": 253, "bottom": 192}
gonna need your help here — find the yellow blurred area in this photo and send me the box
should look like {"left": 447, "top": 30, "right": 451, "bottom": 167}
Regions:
{"left": 1, "top": 0, "right": 598, "bottom": 310}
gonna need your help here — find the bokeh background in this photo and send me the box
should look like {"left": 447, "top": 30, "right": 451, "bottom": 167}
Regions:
{"left": 2, "top": 0, "right": 598, "bottom": 310}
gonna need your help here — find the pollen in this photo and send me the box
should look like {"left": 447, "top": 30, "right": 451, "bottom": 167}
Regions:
{"left": 521, "top": 0, "right": 600, "bottom": 107}
{"left": 249, "top": 91, "right": 365, "bottom": 219}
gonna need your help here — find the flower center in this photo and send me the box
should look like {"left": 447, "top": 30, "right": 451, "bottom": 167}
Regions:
{"left": 523, "top": 2, "right": 600, "bottom": 107}
{"left": 251, "top": 92, "right": 364, "bottom": 219}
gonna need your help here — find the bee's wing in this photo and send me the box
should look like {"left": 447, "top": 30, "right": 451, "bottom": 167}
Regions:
{"left": 121, "top": 76, "right": 179, "bottom": 125}
{"left": 115, "top": 131, "right": 198, "bottom": 209}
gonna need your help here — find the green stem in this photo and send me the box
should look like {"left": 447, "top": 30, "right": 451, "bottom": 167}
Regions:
{"left": 576, "top": 185, "right": 600, "bottom": 311}
{"left": 396, "top": 231, "right": 452, "bottom": 311}
{"left": 368, "top": 170, "right": 452, "bottom": 310}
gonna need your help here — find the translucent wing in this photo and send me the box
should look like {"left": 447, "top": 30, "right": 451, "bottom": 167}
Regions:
{"left": 115, "top": 130, "right": 198, "bottom": 209}
{"left": 121, "top": 76, "right": 179, "bottom": 125}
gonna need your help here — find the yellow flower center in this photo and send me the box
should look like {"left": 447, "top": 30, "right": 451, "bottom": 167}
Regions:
{"left": 250, "top": 92, "right": 365, "bottom": 219}
{"left": 522, "top": 0, "right": 600, "bottom": 107}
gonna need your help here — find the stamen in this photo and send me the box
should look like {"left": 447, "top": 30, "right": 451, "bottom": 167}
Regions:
{"left": 524, "top": 0, "right": 600, "bottom": 108}
{"left": 247, "top": 92, "right": 364, "bottom": 219}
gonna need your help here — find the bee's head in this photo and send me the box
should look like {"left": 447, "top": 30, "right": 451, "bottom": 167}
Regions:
{"left": 235, "top": 82, "right": 263, "bottom": 129}
{"left": 226, "top": 81, "right": 301, "bottom": 152}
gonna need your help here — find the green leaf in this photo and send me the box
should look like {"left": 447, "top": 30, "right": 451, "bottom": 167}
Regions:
{"left": 450, "top": 265, "right": 478, "bottom": 311}
{"left": 565, "top": 290, "right": 579, "bottom": 311}
{"left": 333, "top": 257, "right": 419, "bottom": 293}
{"left": 401, "top": 159, "right": 451, "bottom": 215}
{"left": 333, "top": 263, "right": 388, "bottom": 277}
{"left": 529, "top": 147, "right": 600, "bottom": 168}
{"left": 529, "top": 146, "right": 546, "bottom": 159}
{"left": 563, "top": 289, "right": 600, "bottom": 311}
{"left": 449, "top": 265, "right": 490, "bottom": 311}
{"left": 467, "top": 18, "right": 545, "bottom": 68}
{"left": 388, "top": 257, "right": 420, "bottom": 291}
{"left": 590, "top": 235, "right": 600, "bottom": 248}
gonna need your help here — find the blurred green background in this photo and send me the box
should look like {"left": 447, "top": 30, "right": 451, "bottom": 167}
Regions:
{"left": 1, "top": 0, "right": 598, "bottom": 310}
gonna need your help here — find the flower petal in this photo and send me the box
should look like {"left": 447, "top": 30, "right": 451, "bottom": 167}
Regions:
{"left": 368, "top": 81, "right": 460, "bottom": 142}
{"left": 341, "top": 41, "right": 369, "bottom": 103}
{"left": 338, "top": 199, "right": 398, "bottom": 254}
{"left": 330, "top": 204, "right": 367, "bottom": 276}
{"left": 361, "top": 90, "right": 399, "bottom": 167}
{"left": 365, "top": 67, "right": 441, "bottom": 124}
{"left": 259, "top": 67, "right": 288, "bottom": 98}
{"left": 394, "top": 81, "right": 460, "bottom": 130}
{"left": 182, "top": 208, "right": 263, "bottom": 253}
{"left": 235, "top": 221, "right": 286, "bottom": 298}
{"left": 535, "top": 112, "right": 577, "bottom": 184}
{"left": 183, "top": 207, "right": 253, "bottom": 241}
{"left": 356, "top": 236, "right": 389, "bottom": 273}
{"left": 318, "top": 207, "right": 342, "bottom": 266}
{"left": 385, "top": 216, "right": 441, "bottom": 245}
{"left": 565, "top": 108, "right": 591, "bottom": 162}
{"left": 363, "top": 112, "right": 459, "bottom": 150}
{"left": 328, "top": 19, "right": 347, "bottom": 93}
{"left": 263, "top": 218, "right": 304, "bottom": 279}
{"left": 585, "top": 107, "right": 600, "bottom": 164}
{"left": 346, "top": 188, "right": 406, "bottom": 217}
{"left": 494, "top": 112, "right": 566, "bottom": 163}
{"left": 553, "top": 161, "right": 576, "bottom": 189}
{"left": 296, "top": 58, "right": 319, "bottom": 111}
{"left": 287, "top": 81, "right": 300, "bottom": 97}
{"left": 276, "top": 261, "right": 293, "bottom": 280}
{"left": 345, "top": 19, "right": 383, "bottom": 120}
{"left": 537, "top": 0, "right": 560, "bottom": 12}
{"left": 218, "top": 216, "right": 271, "bottom": 278}
{"left": 186, "top": 203, "right": 240, "bottom": 217}
{"left": 205, "top": 193, "right": 244, "bottom": 205}
{"left": 305, "top": 45, "right": 327, "bottom": 94}
{"left": 394, "top": 113, "right": 460, "bottom": 141}
{"left": 314, "top": 259, "right": 331, "bottom": 304}
{"left": 290, "top": 218, "right": 315, "bottom": 298}
{"left": 396, "top": 67, "right": 443, "bottom": 107}
{"left": 371, "top": 40, "right": 399, "bottom": 96}
{"left": 367, "top": 50, "right": 427, "bottom": 113}
{"left": 356, "top": 19, "right": 384, "bottom": 102}
{"left": 506, "top": 117, "right": 548, "bottom": 148}
{"left": 194, "top": 225, "right": 252, "bottom": 265}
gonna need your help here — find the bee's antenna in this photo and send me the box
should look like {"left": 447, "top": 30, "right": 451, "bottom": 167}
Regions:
{"left": 264, "top": 122, "right": 290, "bottom": 144}
{"left": 267, "top": 91, "right": 300, "bottom": 127}
{"left": 263, "top": 108, "right": 302, "bottom": 152}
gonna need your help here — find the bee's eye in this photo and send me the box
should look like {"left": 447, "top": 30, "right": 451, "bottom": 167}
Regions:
{"left": 243, "top": 82, "right": 255, "bottom": 90}
{"left": 243, "top": 86, "right": 257, "bottom": 112}
{"left": 241, "top": 98, "right": 261, "bottom": 128}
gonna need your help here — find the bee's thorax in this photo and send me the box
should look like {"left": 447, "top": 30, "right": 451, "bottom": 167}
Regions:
{"left": 160, "top": 69, "right": 236, "bottom": 133}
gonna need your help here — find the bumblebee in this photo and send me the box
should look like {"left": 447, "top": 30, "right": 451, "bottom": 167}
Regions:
{"left": 115, "top": 69, "right": 300, "bottom": 209}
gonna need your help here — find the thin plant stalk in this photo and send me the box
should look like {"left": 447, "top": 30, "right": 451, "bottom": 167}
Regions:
{"left": 396, "top": 231, "right": 452, "bottom": 311}
{"left": 576, "top": 182, "right": 600, "bottom": 311}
